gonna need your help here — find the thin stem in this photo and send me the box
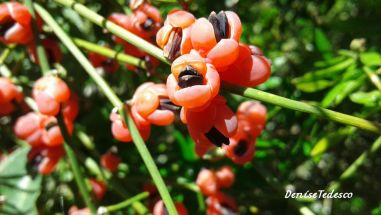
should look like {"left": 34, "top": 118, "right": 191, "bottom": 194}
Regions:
{"left": 364, "top": 67, "right": 381, "bottom": 91}
{"left": 102, "top": 192, "right": 149, "bottom": 213}
{"left": 327, "top": 136, "right": 381, "bottom": 191}
{"left": 24, "top": 0, "right": 50, "bottom": 74}
{"left": 54, "top": 0, "right": 168, "bottom": 64}
{"left": 0, "top": 45, "right": 15, "bottom": 65}
{"left": 34, "top": 4, "right": 178, "bottom": 215}
{"left": 222, "top": 83, "right": 381, "bottom": 134}
{"left": 73, "top": 38, "right": 146, "bottom": 69}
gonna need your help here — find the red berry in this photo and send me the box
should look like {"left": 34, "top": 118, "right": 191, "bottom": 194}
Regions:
{"left": 89, "top": 178, "right": 107, "bottom": 201}
{"left": 206, "top": 192, "right": 238, "bottom": 215}
{"left": 196, "top": 168, "right": 219, "bottom": 196}
{"left": 215, "top": 166, "right": 235, "bottom": 188}
{"left": 0, "top": 77, "right": 23, "bottom": 116}
{"left": 69, "top": 207, "right": 90, "bottom": 215}
{"left": 100, "top": 152, "right": 121, "bottom": 172}
{"left": 88, "top": 50, "right": 119, "bottom": 73}
{"left": 27, "top": 37, "right": 63, "bottom": 65}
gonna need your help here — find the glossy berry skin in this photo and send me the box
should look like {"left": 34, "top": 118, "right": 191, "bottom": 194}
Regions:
{"left": 156, "top": 10, "right": 195, "bottom": 61}
{"left": 0, "top": 77, "right": 23, "bottom": 116}
{"left": 206, "top": 192, "right": 238, "bottom": 215}
{"left": 69, "top": 207, "right": 90, "bottom": 215}
{"left": 196, "top": 168, "right": 219, "bottom": 196}
{"left": 0, "top": 2, "right": 33, "bottom": 44}
{"left": 27, "top": 145, "right": 64, "bottom": 175}
{"left": 220, "top": 44, "right": 271, "bottom": 87}
{"left": 32, "top": 76, "right": 71, "bottom": 116}
{"left": 27, "top": 37, "right": 63, "bottom": 65}
{"left": 223, "top": 129, "right": 255, "bottom": 165}
{"left": 132, "top": 82, "right": 177, "bottom": 126}
{"left": 215, "top": 166, "right": 235, "bottom": 188}
{"left": 88, "top": 51, "right": 119, "bottom": 73}
{"left": 237, "top": 101, "right": 267, "bottom": 137}
{"left": 167, "top": 51, "right": 220, "bottom": 109}
{"left": 110, "top": 107, "right": 151, "bottom": 143}
{"left": 129, "top": 1, "right": 162, "bottom": 39}
{"left": 153, "top": 200, "right": 189, "bottom": 215}
{"left": 89, "top": 178, "right": 107, "bottom": 201}
{"left": 183, "top": 96, "right": 237, "bottom": 157}
{"left": 100, "top": 152, "right": 121, "bottom": 172}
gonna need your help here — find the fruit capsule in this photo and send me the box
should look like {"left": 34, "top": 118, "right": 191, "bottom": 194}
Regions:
{"left": 32, "top": 76, "right": 71, "bottom": 116}
{"left": 28, "top": 145, "right": 64, "bottom": 175}
{"left": 89, "top": 178, "right": 107, "bottom": 201}
{"left": 40, "top": 115, "right": 74, "bottom": 147}
{"left": 167, "top": 51, "right": 220, "bottom": 109}
{"left": 27, "top": 37, "right": 62, "bottom": 65}
{"left": 220, "top": 44, "right": 271, "bottom": 87}
{"left": 156, "top": 10, "right": 195, "bottom": 61}
{"left": 215, "top": 166, "right": 235, "bottom": 188}
{"left": 237, "top": 101, "right": 267, "bottom": 137}
{"left": 100, "top": 151, "right": 121, "bottom": 172}
{"left": 130, "top": 2, "right": 162, "bottom": 39}
{"left": 133, "top": 82, "right": 178, "bottom": 126}
{"left": 183, "top": 96, "right": 237, "bottom": 156}
{"left": 206, "top": 192, "right": 238, "bottom": 215}
{"left": 110, "top": 107, "right": 151, "bottom": 143}
{"left": 153, "top": 200, "right": 189, "bottom": 215}
{"left": 14, "top": 112, "right": 44, "bottom": 147}
{"left": 196, "top": 168, "right": 219, "bottom": 196}
{"left": 223, "top": 129, "right": 255, "bottom": 165}
{"left": 0, "top": 77, "right": 23, "bottom": 116}
{"left": 0, "top": 2, "right": 33, "bottom": 44}
{"left": 88, "top": 50, "right": 119, "bottom": 73}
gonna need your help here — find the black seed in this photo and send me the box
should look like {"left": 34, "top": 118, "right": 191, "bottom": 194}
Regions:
{"left": 0, "top": 17, "right": 16, "bottom": 37}
{"left": 45, "top": 121, "right": 58, "bottom": 131}
{"left": 208, "top": 11, "right": 229, "bottom": 42}
{"left": 159, "top": 98, "right": 180, "bottom": 112}
{"left": 204, "top": 126, "right": 229, "bottom": 147}
{"left": 234, "top": 140, "right": 248, "bottom": 156}
{"left": 141, "top": 18, "right": 154, "bottom": 31}
{"left": 163, "top": 27, "right": 182, "bottom": 62}
{"left": 178, "top": 65, "right": 203, "bottom": 88}
{"left": 28, "top": 153, "right": 43, "bottom": 173}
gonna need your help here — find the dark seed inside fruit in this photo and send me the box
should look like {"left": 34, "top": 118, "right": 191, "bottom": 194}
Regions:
{"left": 234, "top": 140, "right": 248, "bottom": 156}
{"left": 141, "top": 18, "right": 154, "bottom": 31}
{"left": 178, "top": 65, "right": 203, "bottom": 88}
{"left": 159, "top": 98, "right": 180, "bottom": 112}
{"left": 29, "top": 154, "right": 43, "bottom": 172}
{"left": 45, "top": 122, "right": 58, "bottom": 131}
{"left": 205, "top": 126, "right": 229, "bottom": 147}
{"left": 208, "top": 11, "right": 229, "bottom": 42}
{"left": 0, "top": 17, "right": 16, "bottom": 37}
{"left": 163, "top": 27, "right": 182, "bottom": 62}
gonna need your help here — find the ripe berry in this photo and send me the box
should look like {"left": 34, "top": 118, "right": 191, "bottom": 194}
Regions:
{"left": 215, "top": 166, "right": 235, "bottom": 188}
{"left": 183, "top": 96, "right": 237, "bottom": 156}
{"left": 27, "top": 145, "right": 64, "bottom": 175}
{"left": 0, "top": 77, "right": 23, "bottom": 116}
{"left": 196, "top": 168, "right": 219, "bottom": 196}
{"left": 206, "top": 192, "right": 238, "bottom": 215}
{"left": 88, "top": 50, "right": 119, "bottom": 73}
{"left": 32, "top": 76, "right": 71, "bottom": 116}
{"left": 0, "top": 2, "right": 33, "bottom": 44}
{"left": 223, "top": 130, "right": 255, "bottom": 165}
{"left": 167, "top": 51, "right": 220, "bottom": 109}
{"left": 153, "top": 200, "right": 189, "bottom": 215}
{"left": 69, "top": 207, "right": 90, "bottom": 215}
{"left": 100, "top": 151, "right": 121, "bottom": 172}
{"left": 89, "top": 178, "right": 107, "bottom": 201}
{"left": 129, "top": 1, "right": 162, "bottom": 39}
{"left": 237, "top": 101, "right": 267, "bottom": 137}
{"left": 14, "top": 112, "right": 44, "bottom": 147}
{"left": 27, "top": 37, "right": 62, "bottom": 65}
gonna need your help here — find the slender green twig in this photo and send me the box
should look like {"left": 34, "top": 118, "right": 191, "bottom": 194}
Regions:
{"left": 73, "top": 38, "right": 146, "bottom": 69}
{"left": 364, "top": 67, "right": 381, "bottom": 91}
{"left": 222, "top": 83, "right": 381, "bottom": 134}
{"left": 52, "top": 0, "right": 381, "bottom": 135}
{"left": 0, "top": 45, "right": 15, "bottom": 65}
{"left": 34, "top": 4, "right": 178, "bottom": 215}
{"left": 24, "top": 0, "right": 50, "bottom": 74}
{"left": 327, "top": 136, "right": 381, "bottom": 191}
{"left": 100, "top": 192, "right": 149, "bottom": 213}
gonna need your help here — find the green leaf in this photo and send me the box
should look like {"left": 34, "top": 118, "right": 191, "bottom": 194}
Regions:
{"left": 173, "top": 130, "right": 197, "bottom": 162}
{"left": 315, "top": 28, "right": 333, "bottom": 60}
{"left": 257, "top": 76, "right": 282, "bottom": 90}
{"left": 295, "top": 80, "right": 333, "bottom": 92}
{"left": 310, "top": 128, "right": 354, "bottom": 157}
{"left": 360, "top": 52, "right": 381, "bottom": 66}
{"left": 350, "top": 90, "right": 381, "bottom": 107}
{"left": 0, "top": 146, "right": 41, "bottom": 215}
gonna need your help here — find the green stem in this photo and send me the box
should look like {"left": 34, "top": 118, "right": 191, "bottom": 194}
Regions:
{"left": 52, "top": 0, "right": 381, "bottom": 135}
{"left": 223, "top": 82, "right": 381, "bottom": 134}
{"left": 327, "top": 136, "right": 381, "bottom": 191}
{"left": 0, "top": 45, "right": 15, "bottom": 65}
{"left": 24, "top": 0, "right": 50, "bottom": 74}
{"left": 73, "top": 38, "right": 146, "bottom": 69}
{"left": 54, "top": 0, "right": 168, "bottom": 64}
{"left": 364, "top": 67, "right": 381, "bottom": 91}
{"left": 34, "top": 4, "right": 178, "bottom": 215}
{"left": 103, "top": 192, "right": 149, "bottom": 213}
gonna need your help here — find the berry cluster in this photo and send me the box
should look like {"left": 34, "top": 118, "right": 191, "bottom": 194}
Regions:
{"left": 106, "top": 0, "right": 162, "bottom": 72}
{"left": 0, "top": 2, "right": 63, "bottom": 65}
{"left": 196, "top": 166, "right": 238, "bottom": 215}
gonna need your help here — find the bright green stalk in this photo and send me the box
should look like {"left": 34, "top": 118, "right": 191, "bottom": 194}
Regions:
{"left": 222, "top": 83, "right": 381, "bottom": 134}
{"left": 364, "top": 67, "right": 381, "bottom": 91}
{"left": 72, "top": 38, "right": 146, "bottom": 69}
{"left": 24, "top": 0, "right": 50, "bottom": 74}
{"left": 53, "top": 0, "right": 381, "bottom": 135}
{"left": 0, "top": 45, "right": 15, "bottom": 65}
{"left": 327, "top": 136, "right": 381, "bottom": 191}
{"left": 102, "top": 192, "right": 149, "bottom": 213}
{"left": 54, "top": 0, "right": 168, "bottom": 64}
{"left": 34, "top": 4, "right": 178, "bottom": 215}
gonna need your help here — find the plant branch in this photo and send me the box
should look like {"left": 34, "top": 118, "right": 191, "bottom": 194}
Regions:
{"left": 100, "top": 192, "right": 149, "bottom": 213}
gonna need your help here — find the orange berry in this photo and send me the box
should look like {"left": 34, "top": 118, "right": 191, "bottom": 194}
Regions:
{"left": 89, "top": 178, "right": 107, "bottom": 201}
{"left": 215, "top": 166, "right": 235, "bottom": 188}
{"left": 100, "top": 152, "right": 121, "bottom": 172}
{"left": 196, "top": 168, "right": 219, "bottom": 196}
